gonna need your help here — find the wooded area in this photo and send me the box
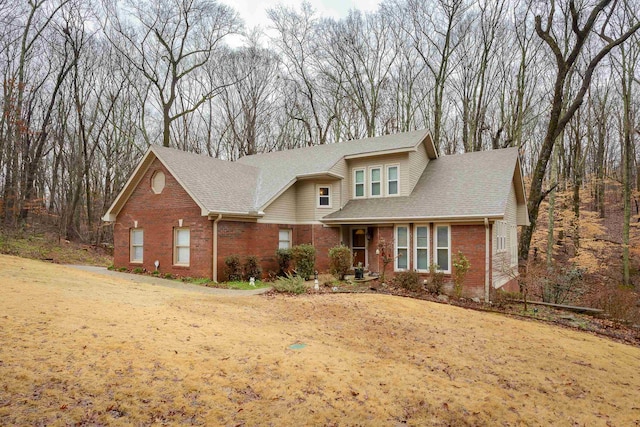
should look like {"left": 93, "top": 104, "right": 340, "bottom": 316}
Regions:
{"left": 0, "top": 0, "right": 638, "bottom": 290}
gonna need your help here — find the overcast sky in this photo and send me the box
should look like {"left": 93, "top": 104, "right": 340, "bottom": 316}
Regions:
{"left": 219, "top": 0, "right": 382, "bottom": 44}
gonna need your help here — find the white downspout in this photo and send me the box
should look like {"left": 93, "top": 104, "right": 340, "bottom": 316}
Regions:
{"left": 213, "top": 214, "right": 222, "bottom": 282}
{"left": 484, "top": 218, "right": 490, "bottom": 303}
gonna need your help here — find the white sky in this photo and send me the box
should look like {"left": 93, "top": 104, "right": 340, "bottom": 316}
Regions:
{"left": 220, "top": 0, "right": 382, "bottom": 45}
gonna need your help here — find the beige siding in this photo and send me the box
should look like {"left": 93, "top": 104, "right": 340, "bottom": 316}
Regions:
{"left": 295, "top": 180, "right": 342, "bottom": 222}
{"left": 329, "top": 159, "right": 348, "bottom": 208}
{"left": 347, "top": 153, "right": 410, "bottom": 199}
{"left": 408, "top": 142, "right": 429, "bottom": 192}
{"left": 492, "top": 184, "right": 519, "bottom": 288}
{"left": 261, "top": 184, "right": 296, "bottom": 223}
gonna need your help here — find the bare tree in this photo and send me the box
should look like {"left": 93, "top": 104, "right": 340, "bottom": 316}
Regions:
{"left": 518, "top": 0, "right": 640, "bottom": 261}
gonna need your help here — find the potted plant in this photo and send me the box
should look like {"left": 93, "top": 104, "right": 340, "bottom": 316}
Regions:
{"left": 354, "top": 262, "right": 364, "bottom": 280}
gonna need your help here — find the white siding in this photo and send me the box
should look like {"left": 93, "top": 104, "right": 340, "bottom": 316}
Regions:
{"left": 295, "top": 180, "right": 342, "bottom": 222}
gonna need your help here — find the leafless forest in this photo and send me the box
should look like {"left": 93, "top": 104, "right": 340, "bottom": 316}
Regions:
{"left": 0, "top": 0, "right": 638, "bottom": 286}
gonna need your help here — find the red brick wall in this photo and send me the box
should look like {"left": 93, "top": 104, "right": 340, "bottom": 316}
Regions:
{"left": 451, "top": 224, "right": 487, "bottom": 298}
{"left": 216, "top": 222, "right": 341, "bottom": 280}
{"left": 113, "top": 158, "right": 212, "bottom": 278}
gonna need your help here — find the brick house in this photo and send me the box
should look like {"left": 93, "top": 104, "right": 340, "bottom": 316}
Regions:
{"left": 103, "top": 129, "right": 529, "bottom": 300}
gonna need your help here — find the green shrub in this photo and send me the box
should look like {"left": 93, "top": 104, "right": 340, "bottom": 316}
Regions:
{"left": 132, "top": 267, "right": 144, "bottom": 274}
{"left": 118, "top": 267, "right": 128, "bottom": 272}
{"left": 243, "top": 256, "right": 262, "bottom": 280}
{"left": 163, "top": 273, "right": 174, "bottom": 279}
{"left": 452, "top": 251, "right": 470, "bottom": 299}
{"left": 328, "top": 245, "right": 352, "bottom": 280}
{"left": 394, "top": 270, "right": 421, "bottom": 291}
{"left": 224, "top": 255, "right": 242, "bottom": 281}
{"left": 275, "top": 248, "right": 292, "bottom": 276}
{"left": 291, "top": 244, "right": 316, "bottom": 280}
{"left": 425, "top": 263, "right": 445, "bottom": 294}
{"left": 272, "top": 273, "right": 307, "bottom": 294}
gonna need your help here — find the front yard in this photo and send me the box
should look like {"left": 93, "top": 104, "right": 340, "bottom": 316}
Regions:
{"left": 1, "top": 254, "right": 639, "bottom": 425}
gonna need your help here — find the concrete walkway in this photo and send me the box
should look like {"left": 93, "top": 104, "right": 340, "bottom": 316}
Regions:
{"left": 66, "top": 265, "right": 271, "bottom": 296}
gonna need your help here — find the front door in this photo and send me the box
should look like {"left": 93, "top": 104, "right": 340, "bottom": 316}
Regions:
{"left": 351, "top": 228, "right": 366, "bottom": 267}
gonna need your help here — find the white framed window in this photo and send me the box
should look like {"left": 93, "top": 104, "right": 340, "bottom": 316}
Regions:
{"left": 354, "top": 169, "right": 365, "bottom": 198}
{"left": 130, "top": 229, "right": 143, "bottom": 263}
{"left": 317, "top": 185, "right": 331, "bottom": 208}
{"left": 496, "top": 221, "right": 507, "bottom": 253}
{"left": 151, "top": 170, "right": 165, "bottom": 194}
{"left": 434, "top": 224, "right": 450, "bottom": 273}
{"left": 174, "top": 228, "right": 190, "bottom": 266}
{"left": 414, "top": 225, "right": 430, "bottom": 272}
{"left": 387, "top": 165, "right": 399, "bottom": 196}
{"left": 370, "top": 166, "right": 382, "bottom": 197}
{"left": 395, "top": 225, "right": 409, "bottom": 271}
{"left": 278, "top": 229, "right": 292, "bottom": 249}
{"left": 510, "top": 224, "right": 518, "bottom": 267}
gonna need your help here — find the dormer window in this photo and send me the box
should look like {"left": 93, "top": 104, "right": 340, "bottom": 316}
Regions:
{"left": 317, "top": 185, "right": 331, "bottom": 208}
{"left": 354, "top": 169, "right": 365, "bottom": 198}
{"left": 370, "top": 167, "right": 381, "bottom": 197}
{"left": 387, "top": 165, "right": 399, "bottom": 195}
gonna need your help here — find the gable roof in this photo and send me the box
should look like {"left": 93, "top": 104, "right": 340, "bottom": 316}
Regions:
{"left": 237, "top": 129, "right": 436, "bottom": 209}
{"left": 322, "top": 147, "right": 526, "bottom": 223}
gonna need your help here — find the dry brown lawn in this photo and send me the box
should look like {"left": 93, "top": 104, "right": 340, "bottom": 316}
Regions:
{"left": 1, "top": 255, "right": 640, "bottom": 426}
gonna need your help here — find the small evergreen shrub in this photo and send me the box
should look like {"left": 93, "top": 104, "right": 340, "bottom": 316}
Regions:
{"left": 275, "top": 248, "right": 292, "bottom": 276}
{"left": 132, "top": 267, "right": 144, "bottom": 274}
{"left": 425, "top": 263, "right": 445, "bottom": 294}
{"left": 243, "top": 256, "right": 262, "bottom": 280}
{"left": 272, "top": 273, "right": 307, "bottom": 294}
{"left": 394, "top": 270, "right": 421, "bottom": 291}
{"left": 328, "top": 245, "right": 352, "bottom": 280}
{"left": 224, "top": 255, "right": 242, "bottom": 281}
{"left": 291, "top": 244, "right": 316, "bottom": 280}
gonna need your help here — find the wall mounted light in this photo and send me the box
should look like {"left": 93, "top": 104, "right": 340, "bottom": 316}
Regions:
{"left": 178, "top": 219, "right": 183, "bottom": 227}
{"left": 134, "top": 220, "right": 138, "bottom": 228}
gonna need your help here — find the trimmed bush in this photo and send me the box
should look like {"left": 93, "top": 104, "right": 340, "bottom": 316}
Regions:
{"left": 328, "top": 245, "right": 352, "bottom": 280}
{"left": 452, "top": 251, "right": 470, "bottom": 299}
{"left": 425, "top": 263, "right": 445, "bottom": 295}
{"left": 275, "top": 248, "right": 292, "bottom": 276}
{"left": 394, "top": 270, "right": 421, "bottom": 291}
{"left": 224, "top": 255, "right": 242, "bottom": 282}
{"left": 291, "top": 244, "right": 316, "bottom": 280}
{"left": 243, "top": 256, "right": 262, "bottom": 280}
{"left": 272, "top": 273, "right": 307, "bottom": 294}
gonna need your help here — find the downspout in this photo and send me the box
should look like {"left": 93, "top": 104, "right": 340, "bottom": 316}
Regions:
{"left": 484, "top": 218, "right": 490, "bottom": 303}
{"left": 212, "top": 214, "right": 222, "bottom": 282}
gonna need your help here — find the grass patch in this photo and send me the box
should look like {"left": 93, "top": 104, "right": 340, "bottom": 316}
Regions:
{"left": 2, "top": 255, "right": 640, "bottom": 426}
{"left": 222, "top": 280, "right": 270, "bottom": 290}
{"left": 0, "top": 233, "right": 112, "bottom": 266}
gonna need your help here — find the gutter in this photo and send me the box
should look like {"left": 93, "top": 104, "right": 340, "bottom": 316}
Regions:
{"left": 212, "top": 214, "right": 222, "bottom": 282}
{"left": 484, "top": 218, "right": 490, "bottom": 303}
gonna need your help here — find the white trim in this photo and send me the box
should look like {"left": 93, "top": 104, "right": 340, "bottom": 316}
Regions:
{"left": 130, "top": 228, "right": 143, "bottom": 263}
{"left": 344, "top": 147, "right": 416, "bottom": 160}
{"left": 321, "top": 214, "right": 503, "bottom": 224}
{"left": 369, "top": 165, "right": 382, "bottom": 197}
{"left": 394, "top": 224, "right": 410, "bottom": 271}
{"left": 316, "top": 184, "right": 332, "bottom": 208}
{"left": 278, "top": 228, "right": 292, "bottom": 249}
{"left": 413, "top": 224, "right": 430, "bottom": 272}
{"left": 353, "top": 168, "right": 365, "bottom": 199}
{"left": 434, "top": 224, "right": 451, "bottom": 274}
{"left": 173, "top": 227, "right": 191, "bottom": 266}
{"left": 386, "top": 164, "right": 400, "bottom": 196}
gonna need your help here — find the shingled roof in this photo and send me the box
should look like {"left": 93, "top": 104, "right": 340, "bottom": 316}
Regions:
{"left": 237, "top": 129, "right": 434, "bottom": 209}
{"left": 322, "top": 147, "right": 524, "bottom": 223}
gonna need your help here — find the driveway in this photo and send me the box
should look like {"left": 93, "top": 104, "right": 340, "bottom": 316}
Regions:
{"left": 66, "top": 265, "right": 270, "bottom": 296}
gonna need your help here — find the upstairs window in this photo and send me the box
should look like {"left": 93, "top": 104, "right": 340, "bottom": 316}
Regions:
{"left": 510, "top": 224, "right": 518, "bottom": 267}
{"left": 387, "top": 165, "right": 399, "bottom": 195}
{"left": 370, "top": 167, "right": 381, "bottom": 197}
{"left": 317, "top": 185, "right": 331, "bottom": 208}
{"left": 496, "top": 221, "right": 507, "bottom": 253}
{"left": 130, "top": 229, "right": 143, "bottom": 263}
{"left": 354, "top": 169, "right": 365, "bottom": 198}
{"left": 174, "top": 228, "right": 190, "bottom": 266}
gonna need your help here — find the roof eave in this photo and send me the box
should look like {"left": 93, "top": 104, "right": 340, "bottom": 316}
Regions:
{"left": 321, "top": 213, "right": 504, "bottom": 224}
